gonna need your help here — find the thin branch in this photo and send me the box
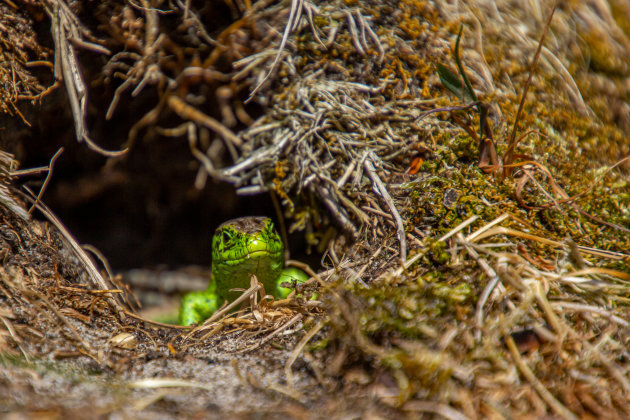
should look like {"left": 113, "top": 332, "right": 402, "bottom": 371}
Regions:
{"left": 364, "top": 154, "right": 407, "bottom": 262}
{"left": 46, "top": 2, "right": 127, "bottom": 157}
{"left": 28, "top": 147, "right": 63, "bottom": 215}
{"left": 247, "top": 0, "right": 303, "bottom": 100}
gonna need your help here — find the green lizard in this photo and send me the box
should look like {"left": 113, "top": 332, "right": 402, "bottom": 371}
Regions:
{"left": 179, "top": 216, "right": 309, "bottom": 326}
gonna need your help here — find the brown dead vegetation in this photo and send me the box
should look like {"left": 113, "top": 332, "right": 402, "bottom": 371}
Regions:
{"left": 1, "top": 0, "right": 630, "bottom": 418}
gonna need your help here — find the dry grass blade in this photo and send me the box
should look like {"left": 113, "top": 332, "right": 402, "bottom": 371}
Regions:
{"left": 233, "top": 313, "right": 303, "bottom": 354}
{"left": 464, "top": 213, "right": 509, "bottom": 242}
{"left": 285, "top": 318, "right": 324, "bottom": 387}
{"left": 247, "top": 0, "right": 303, "bottom": 100}
{"left": 504, "top": 2, "right": 557, "bottom": 177}
{"left": 504, "top": 335, "right": 578, "bottom": 420}
{"left": 130, "top": 378, "right": 215, "bottom": 391}
{"left": 1, "top": 0, "right": 629, "bottom": 416}
{"left": 199, "top": 277, "right": 261, "bottom": 326}
{"left": 438, "top": 215, "right": 480, "bottom": 242}
{"left": 364, "top": 155, "right": 406, "bottom": 262}
{"left": 0, "top": 315, "right": 30, "bottom": 361}
{"left": 27, "top": 147, "right": 63, "bottom": 215}
{"left": 550, "top": 302, "right": 629, "bottom": 327}
{"left": 456, "top": 232, "right": 501, "bottom": 342}
{"left": 122, "top": 309, "right": 189, "bottom": 330}
{"left": 566, "top": 268, "right": 630, "bottom": 283}
{"left": 469, "top": 218, "right": 630, "bottom": 260}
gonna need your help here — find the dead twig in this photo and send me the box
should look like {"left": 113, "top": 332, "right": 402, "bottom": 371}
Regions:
{"left": 233, "top": 313, "right": 303, "bottom": 354}
{"left": 247, "top": 0, "right": 304, "bottom": 100}
{"left": 364, "top": 154, "right": 407, "bottom": 263}
{"left": 166, "top": 95, "right": 243, "bottom": 147}
{"left": 28, "top": 147, "right": 63, "bottom": 215}
{"left": 45, "top": 1, "right": 127, "bottom": 157}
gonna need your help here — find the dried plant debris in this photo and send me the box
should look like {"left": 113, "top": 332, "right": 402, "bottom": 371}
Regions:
{"left": 0, "top": 0, "right": 630, "bottom": 417}
{"left": 0, "top": 151, "right": 28, "bottom": 220}
{"left": 0, "top": 160, "right": 327, "bottom": 415}
{"left": 320, "top": 215, "right": 630, "bottom": 417}
{"left": 0, "top": 1, "right": 48, "bottom": 124}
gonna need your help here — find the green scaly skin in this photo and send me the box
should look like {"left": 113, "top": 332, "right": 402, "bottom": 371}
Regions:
{"left": 179, "top": 217, "right": 309, "bottom": 326}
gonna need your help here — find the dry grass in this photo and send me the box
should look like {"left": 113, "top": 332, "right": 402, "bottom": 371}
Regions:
{"left": 0, "top": 0, "right": 629, "bottom": 417}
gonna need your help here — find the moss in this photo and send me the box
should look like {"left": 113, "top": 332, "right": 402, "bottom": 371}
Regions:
{"left": 344, "top": 270, "right": 473, "bottom": 340}
{"left": 427, "top": 239, "right": 449, "bottom": 265}
{"left": 448, "top": 133, "right": 478, "bottom": 162}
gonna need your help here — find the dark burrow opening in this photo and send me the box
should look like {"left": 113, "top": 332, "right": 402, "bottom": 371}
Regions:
{"left": 4, "top": 94, "right": 322, "bottom": 285}
{"left": 15, "top": 138, "right": 322, "bottom": 272}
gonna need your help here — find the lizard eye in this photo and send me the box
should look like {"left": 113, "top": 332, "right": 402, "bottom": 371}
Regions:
{"left": 222, "top": 231, "right": 231, "bottom": 243}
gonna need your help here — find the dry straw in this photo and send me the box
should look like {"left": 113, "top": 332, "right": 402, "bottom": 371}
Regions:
{"left": 1, "top": 0, "right": 629, "bottom": 417}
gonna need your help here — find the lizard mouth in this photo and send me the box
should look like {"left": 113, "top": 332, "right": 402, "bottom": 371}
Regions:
{"left": 241, "top": 237, "right": 281, "bottom": 260}
{"left": 220, "top": 241, "right": 282, "bottom": 266}
{"left": 246, "top": 249, "right": 273, "bottom": 259}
